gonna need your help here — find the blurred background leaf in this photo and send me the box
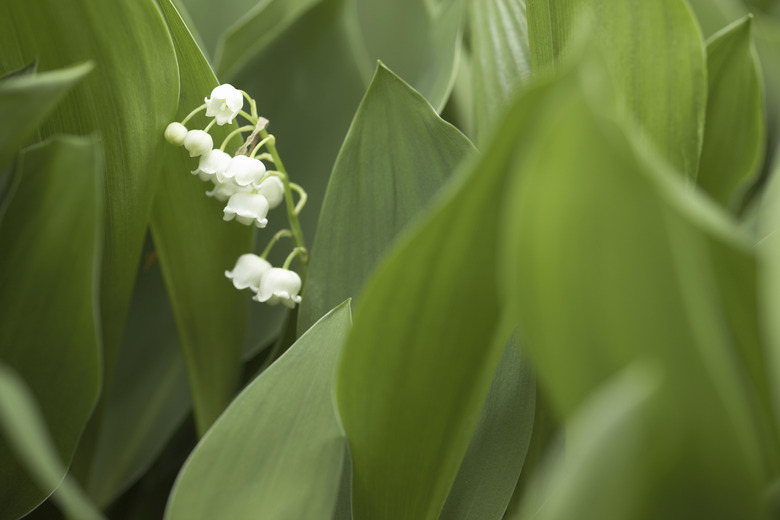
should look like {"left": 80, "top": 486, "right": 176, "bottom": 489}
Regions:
{"left": 0, "top": 61, "right": 92, "bottom": 171}
{"left": 698, "top": 16, "right": 766, "bottom": 211}
{"left": 0, "top": 364, "right": 104, "bottom": 520}
{"left": 526, "top": 0, "right": 707, "bottom": 178}
{"left": 298, "top": 63, "right": 475, "bottom": 333}
{"left": 165, "top": 301, "right": 351, "bottom": 520}
{"left": 0, "top": 136, "right": 102, "bottom": 520}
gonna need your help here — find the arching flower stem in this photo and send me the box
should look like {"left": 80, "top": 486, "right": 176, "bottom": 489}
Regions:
{"left": 289, "top": 183, "right": 307, "bottom": 215}
{"left": 250, "top": 135, "right": 275, "bottom": 158}
{"left": 203, "top": 119, "right": 217, "bottom": 133}
{"left": 181, "top": 104, "right": 207, "bottom": 126}
{"left": 219, "top": 125, "right": 255, "bottom": 151}
{"left": 260, "top": 229, "right": 293, "bottom": 259}
{"left": 282, "top": 247, "right": 306, "bottom": 270}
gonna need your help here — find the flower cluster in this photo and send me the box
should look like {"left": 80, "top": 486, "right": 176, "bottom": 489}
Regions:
{"left": 164, "top": 84, "right": 306, "bottom": 307}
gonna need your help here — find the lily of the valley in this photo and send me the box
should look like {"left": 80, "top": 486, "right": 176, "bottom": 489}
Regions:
{"left": 184, "top": 130, "right": 213, "bottom": 157}
{"left": 225, "top": 254, "right": 271, "bottom": 292}
{"left": 219, "top": 155, "right": 266, "bottom": 186}
{"left": 164, "top": 122, "right": 188, "bottom": 146}
{"left": 192, "top": 149, "right": 231, "bottom": 182}
{"left": 205, "top": 84, "right": 243, "bottom": 126}
{"left": 254, "top": 268, "right": 302, "bottom": 308}
{"left": 223, "top": 192, "right": 270, "bottom": 227}
{"left": 255, "top": 177, "right": 285, "bottom": 209}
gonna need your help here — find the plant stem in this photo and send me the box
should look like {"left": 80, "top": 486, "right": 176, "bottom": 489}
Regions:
{"left": 181, "top": 104, "right": 206, "bottom": 125}
{"left": 260, "top": 229, "right": 292, "bottom": 259}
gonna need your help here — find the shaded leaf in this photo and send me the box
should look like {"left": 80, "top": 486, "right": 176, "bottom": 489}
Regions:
{"left": 152, "top": 0, "right": 253, "bottom": 434}
{"left": 0, "top": 364, "right": 104, "bottom": 520}
{"left": 698, "top": 16, "right": 766, "bottom": 210}
{"left": 0, "top": 61, "right": 92, "bottom": 170}
{"left": 526, "top": 0, "right": 707, "bottom": 178}
{"left": 0, "top": 136, "right": 102, "bottom": 519}
{"left": 298, "top": 63, "right": 475, "bottom": 333}
{"left": 351, "top": 0, "right": 463, "bottom": 109}
{"left": 439, "top": 338, "right": 535, "bottom": 520}
{"left": 165, "top": 301, "right": 352, "bottom": 520}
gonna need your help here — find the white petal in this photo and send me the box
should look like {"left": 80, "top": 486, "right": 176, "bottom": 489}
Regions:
{"left": 164, "top": 122, "right": 188, "bottom": 145}
{"left": 225, "top": 254, "right": 272, "bottom": 291}
{"left": 256, "top": 268, "right": 302, "bottom": 307}
{"left": 256, "top": 177, "right": 285, "bottom": 209}
{"left": 183, "top": 130, "right": 213, "bottom": 157}
{"left": 223, "top": 192, "right": 269, "bottom": 227}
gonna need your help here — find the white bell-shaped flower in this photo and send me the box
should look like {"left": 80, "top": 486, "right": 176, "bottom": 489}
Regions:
{"left": 164, "top": 122, "right": 188, "bottom": 145}
{"left": 223, "top": 192, "right": 269, "bottom": 228}
{"left": 219, "top": 155, "right": 265, "bottom": 186}
{"left": 184, "top": 130, "right": 213, "bottom": 157}
{"left": 205, "top": 84, "right": 243, "bottom": 126}
{"left": 205, "top": 178, "right": 253, "bottom": 202}
{"left": 225, "top": 254, "right": 272, "bottom": 292}
{"left": 192, "top": 149, "right": 231, "bottom": 182}
{"left": 255, "top": 176, "right": 285, "bottom": 209}
{"left": 254, "top": 268, "right": 302, "bottom": 308}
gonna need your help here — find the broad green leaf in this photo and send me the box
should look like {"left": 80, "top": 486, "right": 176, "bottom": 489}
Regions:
{"left": 698, "top": 16, "right": 765, "bottom": 210}
{"left": 230, "top": 0, "right": 367, "bottom": 346}
{"left": 298, "top": 63, "right": 475, "bottom": 333}
{"left": 152, "top": 0, "right": 253, "bottom": 434}
{"left": 501, "top": 79, "right": 771, "bottom": 512}
{"left": 85, "top": 241, "right": 191, "bottom": 508}
{"left": 0, "top": 136, "right": 102, "bottom": 520}
{"left": 470, "top": 0, "right": 532, "bottom": 142}
{"left": 335, "top": 72, "right": 573, "bottom": 520}
{"left": 440, "top": 339, "right": 535, "bottom": 520}
{"left": 165, "top": 301, "right": 352, "bottom": 520}
{"left": 351, "top": 0, "right": 464, "bottom": 109}
{"left": 526, "top": 0, "right": 707, "bottom": 178}
{"left": 0, "top": 0, "right": 179, "bottom": 374}
{"left": 0, "top": 364, "right": 103, "bottom": 520}
{"left": 0, "top": 61, "right": 92, "bottom": 170}
{"left": 215, "top": 0, "right": 324, "bottom": 79}
{"left": 510, "top": 363, "right": 662, "bottom": 520}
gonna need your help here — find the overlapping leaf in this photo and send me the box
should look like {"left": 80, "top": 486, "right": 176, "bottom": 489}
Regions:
{"left": 335, "top": 73, "right": 573, "bottom": 520}
{"left": 298, "top": 63, "right": 475, "bottom": 332}
{"left": 526, "top": 0, "right": 707, "bottom": 178}
{"left": 0, "top": 136, "right": 102, "bottom": 519}
{"left": 698, "top": 16, "right": 765, "bottom": 210}
{"left": 165, "top": 302, "right": 351, "bottom": 520}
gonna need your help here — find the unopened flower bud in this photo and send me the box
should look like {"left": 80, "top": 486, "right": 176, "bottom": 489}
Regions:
{"left": 223, "top": 192, "right": 269, "bottom": 228}
{"left": 184, "top": 130, "right": 213, "bottom": 157}
{"left": 164, "top": 122, "right": 188, "bottom": 145}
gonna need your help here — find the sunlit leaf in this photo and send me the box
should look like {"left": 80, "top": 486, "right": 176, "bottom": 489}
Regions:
{"left": 526, "top": 0, "right": 707, "bottom": 178}
{"left": 165, "top": 301, "right": 352, "bottom": 520}
{"left": 0, "top": 136, "right": 102, "bottom": 519}
{"left": 298, "top": 63, "right": 475, "bottom": 332}
{"left": 152, "top": 0, "right": 253, "bottom": 434}
{"left": 698, "top": 16, "right": 766, "bottom": 210}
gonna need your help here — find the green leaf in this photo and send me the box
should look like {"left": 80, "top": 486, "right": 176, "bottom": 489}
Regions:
{"left": 0, "top": 136, "right": 102, "bottom": 520}
{"left": 298, "top": 63, "right": 475, "bottom": 333}
{"left": 84, "top": 242, "right": 191, "bottom": 508}
{"left": 0, "top": 0, "right": 180, "bottom": 373}
{"left": 334, "top": 71, "right": 572, "bottom": 520}
{"left": 510, "top": 363, "right": 662, "bottom": 520}
{"left": 440, "top": 339, "right": 535, "bottom": 520}
{"left": 215, "top": 0, "right": 324, "bottom": 79}
{"left": 165, "top": 301, "right": 352, "bottom": 520}
{"left": 0, "top": 364, "right": 104, "bottom": 520}
{"left": 152, "top": 0, "right": 253, "bottom": 434}
{"left": 351, "top": 0, "right": 464, "bottom": 109}
{"left": 229, "top": 0, "right": 367, "bottom": 347}
{"left": 526, "top": 0, "right": 707, "bottom": 178}
{"left": 697, "top": 16, "right": 766, "bottom": 210}
{"left": 501, "top": 77, "right": 770, "bottom": 514}
{"left": 469, "top": 0, "right": 532, "bottom": 142}
{"left": 0, "top": 61, "right": 92, "bottom": 170}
